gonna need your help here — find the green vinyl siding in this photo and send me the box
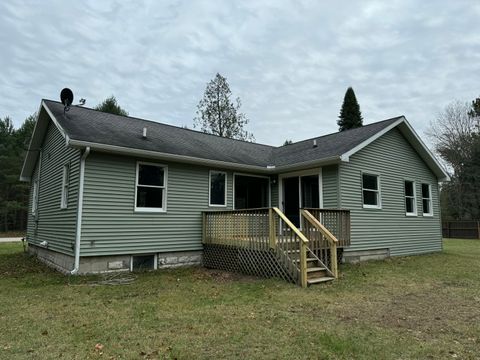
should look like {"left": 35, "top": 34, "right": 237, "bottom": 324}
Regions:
{"left": 80, "top": 153, "right": 234, "bottom": 256}
{"left": 339, "top": 128, "right": 442, "bottom": 257}
{"left": 26, "top": 122, "right": 80, "bottom": 255}
{"left": 322, "top": 165, "right": 339, "bottom": 208}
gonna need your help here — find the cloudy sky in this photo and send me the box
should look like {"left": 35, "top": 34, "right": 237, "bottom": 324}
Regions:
{"left": 1, "top": 0, "right": 479, "bottom": 146}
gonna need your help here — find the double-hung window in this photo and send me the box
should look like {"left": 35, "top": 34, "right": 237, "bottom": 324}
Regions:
{"left": 60, "top": 164, "right": 70, "bottom": 209}
{"left": 209, "top": 171, "right": 227, "bottom": 207}
{"left": 135, "top": 162, "right": 167, "bottom": 212}
{"left": 362, "top": 173, "right": 381, "bottom": 208}
{"left": 421, "top": 183, "right": 433, "bottom": 216}
{"left": 404, "top": 180, "right": 416, "bottom": 216}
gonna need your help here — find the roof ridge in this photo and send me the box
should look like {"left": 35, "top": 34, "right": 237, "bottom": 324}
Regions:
{"left": 42, "top": 99, "right": 275, "bottom": 149}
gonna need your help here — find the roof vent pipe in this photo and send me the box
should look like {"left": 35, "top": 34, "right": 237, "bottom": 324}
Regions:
{"left": 313, "top": 139, "right": 317, "bottom": 148}
{"left": 142, "top": 127, "right": 147, "bottom": 139}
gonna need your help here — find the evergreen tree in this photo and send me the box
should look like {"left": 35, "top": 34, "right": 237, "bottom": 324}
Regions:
{"left": 94, "top": 96, "right": 129, "bottom": 116}
{"left": 194, "top": 73, "right": 254, "bottom": 141}
{"left": 337, "top": 87, "right": 363, "bottom": 131}
{"left": 0, "top": 115, "right": 35, "bottom": 232}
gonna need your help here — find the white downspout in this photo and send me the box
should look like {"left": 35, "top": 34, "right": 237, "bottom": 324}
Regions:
{"left": 71, "top": 146, "right": 90, "bottom": 275}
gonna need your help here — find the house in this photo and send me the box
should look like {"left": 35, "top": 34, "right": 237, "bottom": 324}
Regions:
{"left": 21, "top": 99, "right": 448, "bottom": 286}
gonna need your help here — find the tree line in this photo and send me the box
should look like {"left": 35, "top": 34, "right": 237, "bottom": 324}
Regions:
{"left": 1, "top": 76, "right": 476, "bottom": 233}
{"left": 0, "top": 96, "right": 128, "bottom": 233}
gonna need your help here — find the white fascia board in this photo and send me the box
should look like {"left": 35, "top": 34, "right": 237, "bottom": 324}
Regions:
{"left": 41, "top": 100, "right": 69, "bottom": 143}
{"left": 273, "top": 156, "right": 342, "bottom": 173}
{"left": 67, "top": 139, "right": 272, "bottom": 173}
{"left": 400, "top": 120, "right": 450, "bottom": 181}
{"left": 68, "top": 139, "right": 343, "bottom": 174}
{"left": 339, "top": 116, "right": 450, "bottom": 182}
{"left": 339, "top": 117, "right": 405, "bottom": 162}
{"left": 20, "top": 101, "right": 75, "bottom": 182}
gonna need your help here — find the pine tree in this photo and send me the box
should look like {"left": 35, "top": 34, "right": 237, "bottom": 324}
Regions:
{"left": 337, "top": 87, "right": 363, "bottom": 131}
{"left": 94, "top": 96, "right": 129, "bottom": 116}
{"left": 194, "top": 73, "right": 254, "bottom": 141}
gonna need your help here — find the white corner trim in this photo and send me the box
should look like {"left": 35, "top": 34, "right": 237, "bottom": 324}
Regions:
{"left": 71, "top": 146, "right": 90, "bottom": 275}
{"left": 340, "top": 118, "right": 405, "bottom": 162}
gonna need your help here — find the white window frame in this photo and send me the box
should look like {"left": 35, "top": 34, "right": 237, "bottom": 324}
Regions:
{"left": 362, "top": 172, "right": 382, "bottom": 209}
{"left": 130, "top": 254, "right": 158, "bottom": 271}
{"left": 421, "top": 183, "right": 433, "bottom": 217}
{"left": 32, "top": 180, "right": 39, "bottom": 215}
{"left": 60, "top": 163, "right": 70, "bottom": 209}
{"left": 404, "top": 179, "right": 417, "bottom": 216}
{"left": 209, "top": 170, "right": 227, "bottom": 207}
{"left": 134, "top": 161, "right": 168, "bottom": 213}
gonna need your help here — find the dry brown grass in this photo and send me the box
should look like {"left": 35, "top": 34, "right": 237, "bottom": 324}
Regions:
{"left": 0, "top": 240, "right": 479, "bottom": 359}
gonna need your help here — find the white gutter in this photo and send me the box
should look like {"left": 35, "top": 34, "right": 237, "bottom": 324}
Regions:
{"left": 71, "top": 147, "right": 90, "bottom": 275}
{"left": 67, "top": 139, "right": 343, "bottom": 174}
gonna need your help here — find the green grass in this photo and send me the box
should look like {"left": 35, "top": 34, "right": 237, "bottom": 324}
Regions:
{"left": 0, "top": 240, "right": 479, "bottom": 359}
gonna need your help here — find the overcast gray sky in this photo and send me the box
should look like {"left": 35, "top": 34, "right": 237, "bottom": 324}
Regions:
{"left": 1, "top": 0, "right": 479, "bottom": 145}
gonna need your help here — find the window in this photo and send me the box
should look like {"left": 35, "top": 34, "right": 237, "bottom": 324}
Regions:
{"left": 421, "top": 183, "right": 433, "bottom": 216}
{"left": 32, "top": 181, "right": 39, "bottom": 215}
{"left": 131, "top": 254, "right": 157, "bottom": 271}
{"left": 404, "top": 180, "right": 416, "bottom": 216}
{"left": 362, "top": 173, "right": 381, "bottom": 208}
{"left": 60, "top": 164, "right": 70, "bottom": 209}
{"left": 135, "top": 162, "right": 167, "bottom": 212}
{"left": 209, "top": 171, "right": 226, "bottom": 206}
{"left": 234, "top": 174, "right": 269, "bottom": 209}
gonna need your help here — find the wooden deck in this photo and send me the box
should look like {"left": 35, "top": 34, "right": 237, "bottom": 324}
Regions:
{"left": 203, "top": 207, "right": 351, "bottom": 287}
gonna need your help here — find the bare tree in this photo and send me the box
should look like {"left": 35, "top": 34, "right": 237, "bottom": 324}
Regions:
{"left": 428, "top": 100, "right": 480, "bottom": 220}
{"left": 194, "top": 73, "right": 254, "bottom": 141}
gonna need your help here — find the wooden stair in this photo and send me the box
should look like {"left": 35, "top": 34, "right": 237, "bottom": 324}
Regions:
{"left": 289, "top": 250, "right": 335, "bottom": 286}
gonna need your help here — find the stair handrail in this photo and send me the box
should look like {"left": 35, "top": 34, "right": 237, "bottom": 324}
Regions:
{"left": 301, "top": 209, "right": 339, "bottom": 278}
{"left": 272, "top": 207, "right": 309, "bottom": 287}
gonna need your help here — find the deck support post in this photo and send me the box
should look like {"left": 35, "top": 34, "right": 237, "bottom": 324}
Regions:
{"left": 202, "top": 212, "right": 207, "bottom": 244}
{"left": 269, "top": 208, "right": 276, "bottom": 249}
{"left": 300, "top": 240, "right": 308, "bottom": 288}
{"left": 330, "top": 241, "right": 338, "bottom": 278}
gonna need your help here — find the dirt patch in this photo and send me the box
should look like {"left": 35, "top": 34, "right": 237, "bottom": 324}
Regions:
{"left": 334, "top": 285, "right": 480, "bottom": 342}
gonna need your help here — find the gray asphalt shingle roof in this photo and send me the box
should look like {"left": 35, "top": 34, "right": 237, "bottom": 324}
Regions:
{"left": 44, "top": 99, "right": 402, "bottom": 168}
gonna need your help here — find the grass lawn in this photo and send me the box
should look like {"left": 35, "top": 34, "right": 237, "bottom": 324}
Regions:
{"left": 1, "top": 240, "right": 479, "bottom": 359}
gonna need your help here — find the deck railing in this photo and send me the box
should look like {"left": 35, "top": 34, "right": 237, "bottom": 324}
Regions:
{"left": 302, "top": 208, "right": 351, "bottom": 247}
{"left": 203, "top": 207, "right": 349, "bottom": 287}
{"left": 301, "top": 209, "right": 338, "bottom": 278}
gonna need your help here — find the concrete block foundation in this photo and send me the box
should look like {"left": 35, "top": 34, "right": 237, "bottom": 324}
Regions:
{"left": 28, "top": 244, "right": 202, "bottom": 274}
{"left": 343, "top": 248, "right": 390, "bottom": 263}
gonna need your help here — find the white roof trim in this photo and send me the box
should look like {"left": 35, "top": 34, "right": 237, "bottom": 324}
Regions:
{"left": 19, "top": 101, "right": 71, "bottom": 181}
{"left": 340, "top": 117, "right": 405, "bottom": 162}
{"left": 41, "top": 100, "right": 69, "bottom": 141}
{"left": 68, "top": 139, "right": 273, "bottom": 173}
{"left": 339, "top": 116, "right": 449, "bottom": 181}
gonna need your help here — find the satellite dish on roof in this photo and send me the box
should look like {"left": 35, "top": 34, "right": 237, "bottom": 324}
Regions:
{"left": 60, "top": 88, "right": 74, "bottom": 113}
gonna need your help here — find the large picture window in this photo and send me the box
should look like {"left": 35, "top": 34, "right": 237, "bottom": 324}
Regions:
{"left": 60, "top": 164, "right": 70, "bottom": 209}
{"left": 362, "top": 173, "right": 381, "bottom": 208}
{"left": 421, "top": 183, "right": 433, "bottom": 216}
{"left": 404, "top": 180, "right": 416, "bottom": 216}
{"left": 209, "top": 171, "right": 226, "bottom": 206}
{"left": 135, "top": 162, "right": 167, "bottom": 212}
